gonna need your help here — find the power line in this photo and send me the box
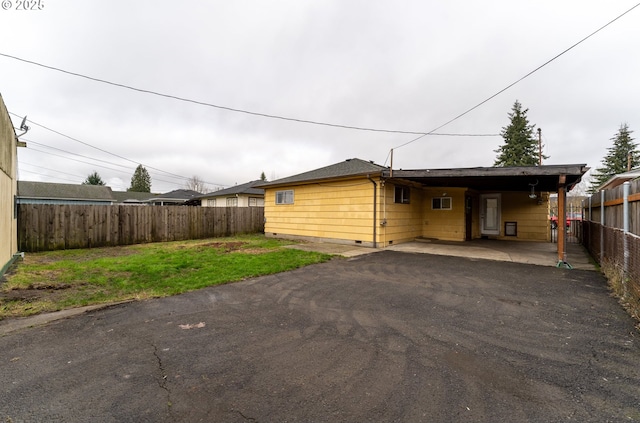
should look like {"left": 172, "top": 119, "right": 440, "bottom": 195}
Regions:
{"left": 392, "top": 1, "right": 640, "bottom": 151}
{"left": 1, "top": 54, "right": 498, "bottom": 137}
{"left": 23, "top": 144, "right": 190, "bottom": 188}
{"left": 11, "top": 112, "right": 230, "bottom": 187}
{"left": 9, "top": 112, "right": 199, "bottom": 182}
{"left": 19, "top": 169, "right": 82, "bottom": 184}
{"left": 20, "top": 161, "right": 88, "bottom": 180}
{"left": 25, "top": 139, "right": 134, "bottom": 171}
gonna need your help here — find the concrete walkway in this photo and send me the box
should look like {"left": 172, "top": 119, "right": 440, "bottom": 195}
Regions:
{"left": 287, "top": 239, "right": 597, "bottom": 271}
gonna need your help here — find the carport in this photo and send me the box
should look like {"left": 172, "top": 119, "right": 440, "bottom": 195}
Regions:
{"left": 384, "top": 164, "right": 589, "bottom": 267}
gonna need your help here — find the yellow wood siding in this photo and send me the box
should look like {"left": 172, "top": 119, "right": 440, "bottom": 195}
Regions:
{"left": 264, "top": 177, "right": 379, "bottom": 245}
{"left": 0, "top": 95, "right": 18, "bottom": 269}
{"left": 265, "top": 175, "right": 551, "bottom": 246}
{"left": 499, "top": 191, "right": 550, "bottom": 241}
{"left": 378, "top": 182, "right": 423, "bottom": 245}
{"left": 420, "top": 188, "right": 467, "bottom": 241}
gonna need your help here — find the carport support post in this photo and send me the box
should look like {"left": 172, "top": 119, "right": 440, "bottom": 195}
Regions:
{"left": 556, "top": 176, "right": 570, "bottom": 268}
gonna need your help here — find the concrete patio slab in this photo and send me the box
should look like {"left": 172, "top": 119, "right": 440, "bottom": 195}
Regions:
{"left": 287, "top": 239, "right": 597, "bottom": 271}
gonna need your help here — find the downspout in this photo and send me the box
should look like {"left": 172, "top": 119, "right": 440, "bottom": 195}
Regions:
{"left": 368, "top": 175, "right": 377, "bottom": 248}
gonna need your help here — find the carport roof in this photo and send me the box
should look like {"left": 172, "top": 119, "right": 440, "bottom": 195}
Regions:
{"left": 385, "top": 164, "right": 589, "bottom": 192}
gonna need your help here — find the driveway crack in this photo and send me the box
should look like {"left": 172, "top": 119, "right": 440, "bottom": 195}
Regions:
{"left": 152, "top": 343, "right": 176, "bottom": 421}
{"left": 234, "top": 409, "right": 257, "bottom": 422}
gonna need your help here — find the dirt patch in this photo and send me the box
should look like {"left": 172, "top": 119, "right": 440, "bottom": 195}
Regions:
{"left": 1, "top": 281, "right": 78, "bottom": 303}
{"left": 198, "top": 241, "right": 247, "bottom": 253}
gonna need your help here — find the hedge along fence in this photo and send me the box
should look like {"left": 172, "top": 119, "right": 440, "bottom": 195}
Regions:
{"left": 17, "top": 204, "right": 265, "bottom": 252}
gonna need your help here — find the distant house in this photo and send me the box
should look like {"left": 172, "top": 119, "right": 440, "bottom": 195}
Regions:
{"left": 148, "top": 189, "right": 201, "bottom": 206}
{"left": 258, "top": 158, "right": 588, "bottom": 248}
{"left": 1, "top": 94, "right": 25, "bottom": 276}
{"left": 111, "top": 190, "right": 155, "bottom": 205}
{"left": 17, "top": 181, "right": 115, "bottom": 205}
{"left": 196, "top": 180, "right": 265, "bottom": 207}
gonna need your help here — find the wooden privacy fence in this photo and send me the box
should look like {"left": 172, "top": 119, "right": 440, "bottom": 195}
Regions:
{"left": 18, "top": 204, "right": 265, "bottom": 252}
{"left": 582, "top": 179, "right": 640, "bottom": 320}
{"left": 584, "top": 178, "right": 640, "bottom": 236}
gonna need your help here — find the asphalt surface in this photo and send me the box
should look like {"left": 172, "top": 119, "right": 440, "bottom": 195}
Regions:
{"left": 1, "top": 251, "right": 639, "bottom": 422}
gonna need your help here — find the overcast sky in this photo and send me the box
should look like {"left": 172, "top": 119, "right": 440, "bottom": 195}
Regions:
{"left": 1, "top": 1, "right": 638, "bottom": 193}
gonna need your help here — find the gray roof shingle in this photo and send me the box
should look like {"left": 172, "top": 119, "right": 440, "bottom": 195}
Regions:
{"left": 257, "top": 158, "right": 387, "bottom": 187}
{"left": 198, "top": 180, "right": 264, "bottom": 198}
{"left": 17, "top": 181, "right": 114, "bottom": 201}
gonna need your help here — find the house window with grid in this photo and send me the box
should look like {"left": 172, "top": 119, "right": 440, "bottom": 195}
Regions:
{"left": 276, "top": 190, "right": 294, "bottom": 205}
{"left": 248, "top": 197, "right": 258, "bottom": 207}
{"left": 394, "top": 186, "right": 410, "bottom": 204}
{"left": 226, "top": 197, "right": 238, "bottom": 207}
{"left": 207, "top": 199, "right": 216, "bottom": 207}
{"left": 432, "top": 197, "right": 452, "bottom": 210}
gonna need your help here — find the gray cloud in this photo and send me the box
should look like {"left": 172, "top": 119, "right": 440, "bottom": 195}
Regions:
{"left": 1, "top": 0, "right": 638, "bottom": 192}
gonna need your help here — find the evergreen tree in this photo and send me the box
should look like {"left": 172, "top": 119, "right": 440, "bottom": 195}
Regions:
{"left": 494, "top": 100, "right": 547, "bottom": 167}
{"left": 82, "top": 171, "right": 106, "bottom": 186}
{"left": 128, "top": 165, "right": 152, "bottom": 192}
{"left": 588, "top": 123, "right": 638, "bottom": 193}
{"left": 260, "top": 171, "right": 267, "bottom": 181}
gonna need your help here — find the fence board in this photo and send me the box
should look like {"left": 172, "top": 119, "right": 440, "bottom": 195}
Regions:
{"left": 17, "top": 205, "right": 265, "bottom": 252}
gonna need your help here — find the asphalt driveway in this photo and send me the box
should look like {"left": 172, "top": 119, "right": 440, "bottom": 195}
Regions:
{"left": 1, "top": 251, "right": 639, "bottom": 422}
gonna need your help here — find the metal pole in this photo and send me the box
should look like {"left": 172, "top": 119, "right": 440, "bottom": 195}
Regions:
{"left": 538, "top": 128, "right": 542, "bottom": 166}
{"left": 600, "top": 189, "right": 605, "bottom": 263}
{"left": 623, "top": 181, "right": 630, "bottom": 277}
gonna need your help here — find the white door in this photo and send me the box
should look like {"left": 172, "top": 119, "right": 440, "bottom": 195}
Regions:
{"left": 480, "top": 194, "right": 501, "bottom": 236}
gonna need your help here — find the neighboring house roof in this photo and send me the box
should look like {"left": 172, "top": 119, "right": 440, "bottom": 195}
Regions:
{"left": 598, "top": 167, "right": 640, "bottom": 191}
{"left": 387, "top": 164, "right": 589, "bottom": 192}
{"left": 258, "top": 158, "right": 387, "bottom": 187}
{"left": 111, "top": 191, "right": 156, "bottom": 204}
{"left": 17, "top": 181, "right": 114, "bottom": 203}
{"left": 147, "top": 189, "right": 200, "bottom": 204}
{"left": 151, "top": 189, "right": 201, "bottom": 203}
{"left": 197, "top": 180, "right": 265, "bottom": 198}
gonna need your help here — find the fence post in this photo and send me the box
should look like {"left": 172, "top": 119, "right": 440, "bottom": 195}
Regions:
{"left": 599, "top": 189, "right": 605, "bottom": 263}
{"left": 623, "top": 181, "right": 630, "bottom": 283}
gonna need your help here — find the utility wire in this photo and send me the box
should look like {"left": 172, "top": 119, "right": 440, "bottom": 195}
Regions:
{"left": 12, "top": 112, "right": 229, "bottom": 187}
{"left": 20, "top": 161, "right": 88, "bottom": 179}
{"left": 1, "top": 54, "right": 498, "bottom": 137}
{"left": 19, "top": 169, "right": 83, "bottom": 184}
{"left": 24, "top": 145, "right": 186, "bottom": 187}
{"left": 10, "top": 112, "right": 196, "bottom": 181}
{"left": 392, "top": 1, "right": 640, "bottom": 151}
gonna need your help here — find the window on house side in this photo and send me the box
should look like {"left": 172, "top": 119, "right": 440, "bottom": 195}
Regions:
{"left": 432, "top": 197, "right": 452, "bottom": 210}
{"left": 394, "top": 186, "right": 410, "bottom": 204}
{"left": 207, "top": 199, "right": 216, "bottom": 207}
{"left": 249, "top": 197, "right": 257, "bottom": 207}
{"left": 276, "top": 190, "right": 294, "bottom": 205}
{"left": 226, "top": 197, "right": 238, "bottom": 207}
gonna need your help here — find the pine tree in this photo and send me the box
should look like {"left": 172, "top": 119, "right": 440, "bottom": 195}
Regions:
{"left": 588, "top": 123, "right": 638, "bottom": 192}
{"left": 260, "top": 171, "right": 267, "bottom": 181}
{"left": 128, "top": 165, "right": 152, "bottom": 192}
{"left": 494, "top": 100, "right": 547, "bottom": 167}
{"left": 82, "top": 171, "right": 105, "bottom": 186}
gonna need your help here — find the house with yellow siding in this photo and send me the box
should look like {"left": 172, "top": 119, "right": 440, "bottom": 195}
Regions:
{"left": 0, "top": 94, "right": 24, "bottom": 277}
{"left": 259, "top": 158, "right": 588, "bottom": 248}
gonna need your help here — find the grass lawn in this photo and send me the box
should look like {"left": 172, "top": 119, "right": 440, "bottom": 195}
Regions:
{"left": 0, "top": 235, "right": 333, "bottom": 320}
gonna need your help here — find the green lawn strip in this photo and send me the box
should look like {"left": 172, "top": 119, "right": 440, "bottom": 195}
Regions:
{"left": 0, "top": 236, "right": 332, "bottom": 319}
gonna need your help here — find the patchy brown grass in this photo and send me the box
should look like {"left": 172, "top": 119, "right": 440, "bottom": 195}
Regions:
{"left": 0, "top": 235, "right": 332, "bottom": 320}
